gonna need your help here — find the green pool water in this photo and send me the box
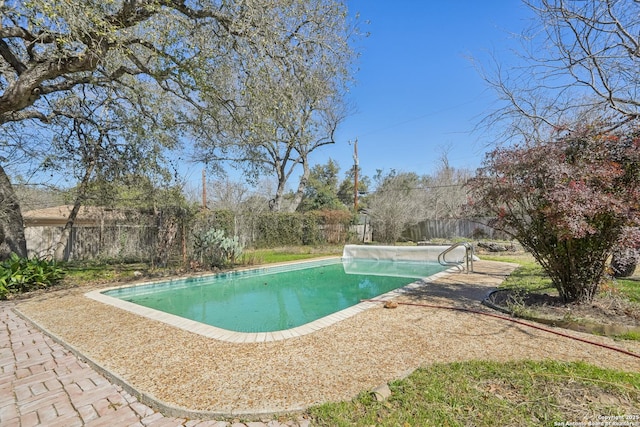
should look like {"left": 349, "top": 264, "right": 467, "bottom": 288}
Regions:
{"left": 104, "top": 258, "right": 448, "bottom": 333}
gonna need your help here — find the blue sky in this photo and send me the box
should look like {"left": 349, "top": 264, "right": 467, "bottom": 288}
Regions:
{"left": 312, "top": 1, "right": 534, "bottom": 183}
{"left": 180, "top": 1, "right": 535, "bottom": 195}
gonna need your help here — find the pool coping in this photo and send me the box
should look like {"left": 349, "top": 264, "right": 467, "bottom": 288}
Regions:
{"left": 86, "top": 257, "right": 458, "bottom": 343}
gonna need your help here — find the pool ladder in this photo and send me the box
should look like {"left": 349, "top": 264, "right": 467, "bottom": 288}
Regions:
{"left": 438, "top": 242, "right": 474, "bottom": 273}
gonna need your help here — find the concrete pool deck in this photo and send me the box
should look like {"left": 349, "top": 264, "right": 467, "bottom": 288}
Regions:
{"left": 4, "top": 260, "right": 640, "bottom": 424}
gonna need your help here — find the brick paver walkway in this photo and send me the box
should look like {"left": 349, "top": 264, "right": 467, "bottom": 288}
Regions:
{"left": 0, "top": 303, "right": 309, "bottom": 427}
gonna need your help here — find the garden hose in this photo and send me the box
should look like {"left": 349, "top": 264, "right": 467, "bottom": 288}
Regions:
{"left": 361, "top": 299, "right": 640, "bottom": 360}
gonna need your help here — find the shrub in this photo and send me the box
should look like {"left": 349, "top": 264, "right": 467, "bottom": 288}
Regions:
{"left": 314, "top": 209, "right": 353, "bottom": 244}
{"left": 302, "top": 212, "right": 322, "bottom": 245}
{"left": 471, "top": 227, "right": 489, "bottom": 240}
{"left": 192, "top": 228, "right": 243, "bottom": 269}
{"left": 255, "top": 213, "right": 305, "bottom": 248}
{"left": 194, "top": 209, "right": 235, "bottom": 237}
{"left": 467, "top": 124, "right": 640, "bottom": 303}
{"left": 0, "top": 253, "right": 66, "bottom": 299}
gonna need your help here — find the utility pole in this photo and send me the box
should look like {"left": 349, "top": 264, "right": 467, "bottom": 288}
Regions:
{"left": 202, "top": 169, "right": 207, "bottom": 210}
{"left": 352, "top": 138, "right": 359, "bottom": 213}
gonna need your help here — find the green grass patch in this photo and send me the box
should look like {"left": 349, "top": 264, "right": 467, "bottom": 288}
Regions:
{"left": 614, "top": 330, "right": 640, "bottom": 341}
{"left": 64, "top": 262, "right": 151, "bottom": 285}
{"left": 62, "top": 246, "right": 343, "bottom": 286}
{"left": 256, "top": 253, "right": 328, "bottom": 263}
{"left": 308, "top": 360, "right": 640, "bottom": 426}
{"left": 483, "top": 253, "right": 640, "bottom": 303}
{"left": 243, "top": 246, "right": 342, "bottom": 264}
{"left": 481, "top": 254, "right": 555, "bottom": 293}
{"left": 615, "top": 277, "right": 640, "bottom": 303}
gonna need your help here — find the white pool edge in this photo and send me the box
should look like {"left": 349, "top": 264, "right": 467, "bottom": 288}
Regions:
{"left": 85, "top": 260, "right": 457, "bottom": 343}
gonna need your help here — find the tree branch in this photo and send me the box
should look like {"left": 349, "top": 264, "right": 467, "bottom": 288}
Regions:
{"left": 0, "top": 39, "right": 26, "bottom": 75}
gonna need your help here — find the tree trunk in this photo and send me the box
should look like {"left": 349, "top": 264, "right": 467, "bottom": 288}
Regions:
{"left": 53, "top": 160, "right": 96, "bottom": 261}
{"left": 287, "top": 159, "right": 310, "bottom": 213}
{"left": 0, "top": 164, "right": 27, "bottom": 259}
{"left": 52, "top": 203, "right": 82, "bottom": 262}
{"left": 271, "top": 164, "right": 287, "bottom": 212}
{"left": 271, "top": 183, "right": 284, "bottom": 212}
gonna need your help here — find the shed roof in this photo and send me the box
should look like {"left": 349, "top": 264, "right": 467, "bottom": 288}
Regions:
{"left": 23, "top": 205, "right": 129, "bottom": 227}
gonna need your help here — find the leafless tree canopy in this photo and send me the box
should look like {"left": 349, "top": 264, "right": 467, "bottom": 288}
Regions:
{"left": 481, "top": 0, "right": 640, "bottom": 139}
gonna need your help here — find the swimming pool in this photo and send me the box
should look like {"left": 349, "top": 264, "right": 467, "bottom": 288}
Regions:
{"left": 88, "top": 258, "right": 452, "bottom": 342}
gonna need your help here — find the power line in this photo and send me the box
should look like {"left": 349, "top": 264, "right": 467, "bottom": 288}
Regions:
{"left": 351, "top": 95, "right": 485, "bottom": 139}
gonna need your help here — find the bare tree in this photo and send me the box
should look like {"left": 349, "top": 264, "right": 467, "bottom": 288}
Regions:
{"left": 422, "top": 152, "right": 472, "bottom": 220}
{"left": 480, "top": 0, "right": 640, "bottom": 139}
{"left": 14, "top": 185, "right": 63, "bottom": 211}
{"left": 200, "top": 177, "right": 273, "bottom": 245}
{"left": 367, "top": 171, "right": 425, "bottom": 244}
{"left": 207, "top": 178, "right": 251, "bottom": 212}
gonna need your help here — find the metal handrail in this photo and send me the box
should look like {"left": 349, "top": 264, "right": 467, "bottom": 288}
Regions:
{"left": 438, "top": 242, "right": 474, "bottom": 273}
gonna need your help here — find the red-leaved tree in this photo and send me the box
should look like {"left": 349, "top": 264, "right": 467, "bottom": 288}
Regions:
{"left": 467, "top": 125, "right": 640, "bottom": 303}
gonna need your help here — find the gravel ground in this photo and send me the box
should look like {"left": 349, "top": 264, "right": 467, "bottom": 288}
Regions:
{"left": 14, "top": 260, "right": 640, "bottom": 420}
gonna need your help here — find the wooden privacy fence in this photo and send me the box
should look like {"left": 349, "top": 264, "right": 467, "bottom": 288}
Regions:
{"left": 403, "top": 218, "right": 509, "bottom": 241}
{"left": 25, "top": 224, "right": 183, "bottom": 262}
{"left": 24, "top": 222, "right": 370, "bottom": 262}
{"left": 318, "top": 223, "right": 371, "bottom": 244}
{"left": 24, "top": 208, "right": 501, "bottom": 263}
